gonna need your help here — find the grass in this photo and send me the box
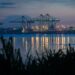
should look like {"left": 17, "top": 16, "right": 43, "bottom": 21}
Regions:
{"left": 0, "top": 36, "right": 75, "bottom": 75}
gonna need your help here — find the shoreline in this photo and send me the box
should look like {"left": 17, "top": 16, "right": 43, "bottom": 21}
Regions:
{"left": 0, "top": 30, "right": 75, "bottom": 34}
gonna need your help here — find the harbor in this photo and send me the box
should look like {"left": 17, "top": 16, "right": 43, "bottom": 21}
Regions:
{"left": 0, "top": 0, "right": 75, "bottom": 74}
{"left": 0, "top": 14, "right": 75, "bottom": 34}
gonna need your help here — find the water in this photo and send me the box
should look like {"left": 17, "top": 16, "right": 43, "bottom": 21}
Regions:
{"left": 0, "top": 33, "right": 75, "bottom": 58}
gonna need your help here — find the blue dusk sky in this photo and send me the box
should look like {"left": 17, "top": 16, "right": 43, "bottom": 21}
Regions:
{"left": 0, "top": 0, "right": 75, "bottom": 25}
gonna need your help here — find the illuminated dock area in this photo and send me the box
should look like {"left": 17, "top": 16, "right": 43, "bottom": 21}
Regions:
{"left": 0, "top": 14, "right": 75, "bottom": 34}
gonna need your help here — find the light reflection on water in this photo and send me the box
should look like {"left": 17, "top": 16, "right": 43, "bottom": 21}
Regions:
{"left": 12, "top": 34, "right": 75, "bottom": 52}
{"left": 0, "top": 34, "right": 75, "bottom": 57}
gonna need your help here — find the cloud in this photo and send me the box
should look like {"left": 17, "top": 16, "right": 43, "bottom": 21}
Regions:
{"left": 0, "top": 0, "right": 75, "bottom": 8}
{"left": 0, "top": 0, "right": 17, "bottom": 8}
{"left": 21, "top": 0, "right": 75, "bottom": 7}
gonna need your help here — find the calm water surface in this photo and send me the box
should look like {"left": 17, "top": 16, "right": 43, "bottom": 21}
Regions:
{"left": 0, "top": 34, "right": 75, "bottom": 58}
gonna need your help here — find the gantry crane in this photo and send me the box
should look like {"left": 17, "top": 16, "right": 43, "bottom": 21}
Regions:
{"left": 10, "top": 16, "right": 34, "bottom": 32}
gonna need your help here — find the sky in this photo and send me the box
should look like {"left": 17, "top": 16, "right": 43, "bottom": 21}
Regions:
{"left": 0, "top": 0, "right": 75, "bottom": 26}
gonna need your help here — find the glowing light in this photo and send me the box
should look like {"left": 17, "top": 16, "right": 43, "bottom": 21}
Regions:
{"left": 62, "top": 36, "right": 65, "bottom": 49}
{"left": 56, "top": 24, "right": 66, "bottom": 31}
{"left": 56, "top": 37, "right": 60, "bottom": 49}
{"left": 32, "top": 25, "right": 48, "bottom": 31}
{"left": 45, "top": 37, "right": 48, "bottom": 49}
{"left": 31, "top": 37, "right": 34, "bottom": 49}
{"left": 36, "top": 37, "right": 39, "bottom": 49}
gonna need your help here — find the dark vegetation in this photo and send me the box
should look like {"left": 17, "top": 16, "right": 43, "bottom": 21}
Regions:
{"left": 0, "top": 37, "right": 75, "bottom": 75}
